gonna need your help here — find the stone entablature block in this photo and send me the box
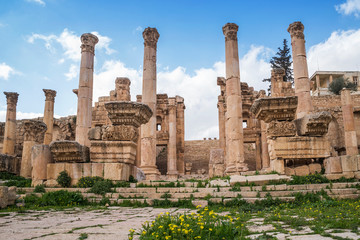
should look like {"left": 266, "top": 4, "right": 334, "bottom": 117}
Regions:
{"left": 49, "top": 141, "right": 89, "bottom": 163}
{"left": 267, "top": 121, "right": 296, "bottom": 137}
{"left": 295, "top": 111, "right": 332, "bottom": 136}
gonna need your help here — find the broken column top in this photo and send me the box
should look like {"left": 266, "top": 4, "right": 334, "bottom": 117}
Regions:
{"left": 80, "top": 33, "right": 99, "bottom": 53}
{"left": 287, "top": 21, "right": 304, "bottom": 39}
{"left": 22, "top": 120, "right": 47, "bottom": 141}
{"left": 143, "top": 27, "right": 160, "bottom": 48}
{"left": 222, "top": 23, "right": 238, "bottom": 40}
{"left": 43, "top": 89, "right": 57, "bottom": 101}
{"left": 271, "top": 68, "right": 285, "bottom": 81}
{"left": 115, "top": 77, "right": 131, "bottom": 101}
{"left": 4, "top": 92, "right": 19, "bottom": 105}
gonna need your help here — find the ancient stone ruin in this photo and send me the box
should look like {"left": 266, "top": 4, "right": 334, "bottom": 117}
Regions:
{"left": 0, "top": 21, "right": 360, "bottom": 187}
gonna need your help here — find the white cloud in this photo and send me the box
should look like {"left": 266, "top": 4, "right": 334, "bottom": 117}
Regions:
{"left": 65, "top": 64, "right": 78, "bottom": 81}
{"left": 0, "top": 110, "right": 63, "bottom": 122}
{"left": 27, "top": 33, "right": 56, "bottom": 52}
{"left": 91, "top": 31, "right": 116, "bottom": 55}
{"left": 26, "top": 0, "right": 45, "bottom": 6}
{"left": 0, "top": 63, "right": 16, "bottom": 80}
{"left": 57, "top": 29, "right": 81, "bottom": 61}
{"left": 307, "top": 29, "right": 360, "bottom": 75}
{"left": 335, "top": 0, "right": 360, "bottom": 17}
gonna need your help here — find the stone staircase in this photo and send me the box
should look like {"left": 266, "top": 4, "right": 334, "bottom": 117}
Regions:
{"left": 20, "top": 180, "right": 360, "bottom": 206}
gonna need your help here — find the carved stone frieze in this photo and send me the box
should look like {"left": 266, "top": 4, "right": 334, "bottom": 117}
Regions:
{"left": 143, "top": 27, "right": 159, "bottom": 49}
{"left": 222, "top": 23, "right": 238, "bottom": 41}
{"left": 22, "top": 120, "right": 47, "bottom": 142}
{"left": 295, "top": 111, "right": 332, "bottom": 136}
{"left": 102, "top": 125, "right": 138, "bottom": 142}
{"left": 267, "top": 121, "right": 296, "bottom": 137}
{"left": 287, "top": 21, "right": 305, "bottom": 40}
{"left": 49, "top": 141, "right": 89, "bottom": 163}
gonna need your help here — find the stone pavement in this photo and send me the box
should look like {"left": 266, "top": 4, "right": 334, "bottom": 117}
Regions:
{"left": 0, "top": 207, "right": 359, "bottom": 240}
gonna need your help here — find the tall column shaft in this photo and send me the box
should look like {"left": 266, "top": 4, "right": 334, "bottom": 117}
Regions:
{"left": 288, "top": 22, "right": 313, "bottom": 119}
{"left": 260, "top": 120, "right": 270, "bottom": 169}
{"left": 2, "top": 92, "right": 19, "bottom": 155}
{"left": 176, "top": 96, "right": 185, "bottom": 174}
{"left": 20, "top": 120, "right": 46, "bottom": 178}
{"left": 255, "top": 138, "right": 262, "bottom": 170}
{"left": 217, "top": 96, "right": 226, "bottom": 151}
{"left": 140, "top": 27, "right": 160, "bottom": 179}
{"left": 167, "top": 99, "right": 178, "bottom": 177}
{"left": 75, "top": 33, "right": 98, "bottom": 147}
{"left": 341, "top": 89, "right": 358, "bottom": 155}
{"left": 222, "top": 23, "right": 248, "bottom": 174}
{"left": 43, "top": 89, "right": 56, "bottom": 145}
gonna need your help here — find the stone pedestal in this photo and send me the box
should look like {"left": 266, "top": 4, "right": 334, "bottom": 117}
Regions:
{"left": 140, "top": 27, "right": 161, "bottom": 180}
{"left": 222, "top": 23, "right": 248, "bottom": 174}
{"left": 287, "top": 22, "right": 313, "bottom": 119}
{"left": 20, "top": 120, "right": 46, "bottom": 178}
{"left": 2, "top": 92, "right": 19, "bottom": 155}
{"left": 31, "top": 145, "right": 52, "bottom": 186}
{"left": 209, "top": 148, "right": 225, "bottom": 178}
{"left": 75, "top": 33, "right": 99, "bottom": 147}
{"left": 167, "top": 99, "right": 178, "bottom": 178}
{"left": 43, "top": 89, "right": 56, "bottom": 145}
{"left": 341, "top": 89, "right": 358, "bottom": 155}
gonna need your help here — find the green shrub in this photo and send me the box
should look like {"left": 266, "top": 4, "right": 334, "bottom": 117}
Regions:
{"left": 77, "top": 176, "right": 104, "bottom": 188}
{"left": 4, "top": 179, "right": 31, "bottom": 188}
{"left": 289, "top": 173, "right": 330, "bottom": 185}
{"left": 24, "top": 190, "right": 87, "bottom": 207}
{"left": 34, "top": 184, "right": 46, "bottom": 193}
{"left": 113, "top": 181, "right": 130, "bottom": 188}
{"left": 56, "top": 171, "right": 71, "bottom": 188}
{"left": 328, "top": 77, "right": 357, "bottom": 95}
{"left": 129, "top": 175, "right": 137, "bottom": 183}
{"left": 89, "top": 180, "right": 113, "bottom": 195}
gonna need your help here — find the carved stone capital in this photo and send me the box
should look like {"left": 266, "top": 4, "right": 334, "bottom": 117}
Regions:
{"left": 102, "top": 125, "right": 139, "bottom": 142}
{"left": 4, "top": 92, "right": 19, "bottom": 106}
{"left": 23, "top": 120, "right": 47, "bottom": 141}
{"left": 222, "top": 23, "right": 238, "bottom": 41}
{"left": 80, "top": 33, "right": 99, "bottom": 54}
{"left": 267, "top": 121, "right": 296, "bottom": 137}
{"left": 43, "top": 89, "right": 57, "bottom": 102}
{"left": 287, "top": 21, "right": 304, "bottom": 40}
{"left": 143, "top": 27, "right": 159, "bottom": 49}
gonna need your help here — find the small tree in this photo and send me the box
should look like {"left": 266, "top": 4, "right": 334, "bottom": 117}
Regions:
{"left": 57, "top": 170, "right": 72, "bottom": 188}
{"left": 263, "top": 39, "right": 293, "bottom": 94}
{"left": 328, "top": 77, "right": 357, "bottom": 95}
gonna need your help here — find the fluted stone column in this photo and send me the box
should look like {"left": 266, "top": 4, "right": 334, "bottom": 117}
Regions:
{"left": 140, "top": 27, "right": 160, "bottom": 179}
{"left": 288, "top": 22, "right": 313, "bottom": 119}
{"left": 341, "top": 89, "right": 358, "bottom": 155}
{"left": 167, "top": 98, "right": 178, "bottom": 178}
{"left": 75, "top": 33, "right": 98, "bottom": 147}
{"left": 222, "top": 23, "right": 248, "bottom": 174}
{"left": 43, "top": 89, "right": 56, "bottom": 145}
{"left": 2, "top": 92, "right": 19, "bottom": 155}
{"left": 115, "top": 77, "right": 131, "bottom": 101}
{"left": 20, "top": 120, "right": 46, "bottom": 178}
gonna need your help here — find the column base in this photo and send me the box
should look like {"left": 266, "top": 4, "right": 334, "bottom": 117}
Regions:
{"left": 140, "top": 166, "right": 160, "bottom": 180}
{"left": 225, "top": 163, "right": 248, "bottom": 175}
{"left": 166, "top": 171, "right": 178, "bottom": 180}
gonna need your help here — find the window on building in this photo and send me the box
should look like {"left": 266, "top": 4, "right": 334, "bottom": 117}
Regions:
{"left": 243, "top": 120, "right": 247, "bottom": 128}
{"left": 353, "top": 76, "right": 358, "bottom": 86}
{"left": 157, "top": 124, "right": 162, "bottom": 131}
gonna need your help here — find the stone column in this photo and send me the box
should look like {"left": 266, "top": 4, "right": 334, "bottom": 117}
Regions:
{"left": 255, "top": 138, "right": 262, "bottom": 170}
{"left": 167, "top": 98, "right": 178, "bottom": 178}
{"left": 43, "top": 89, "right": 56, "bottom": 145}
{"left": 222, "top": 23, "right": 248, "bottom": 174}
{"left": 287, "top": 22, "right": 313, "bottom": 119}
{"left": 31, "top": 145, "right": 51, "bottom": 186}
{"left": 315, "top": 75, "right": 320, "bottom": 95}
{"left": 176, "top": 96, "right": 185, "bottom": 174}
{"left": 115, "top": 77, "right": 131, "bottom": 101}
{"left": 341, "top": 89, "right": 358, "bottom": 155}
{"left": 75, "top": 33, "right": 98, "bottom": 147}
{"left": 20, "top": 120, "right": 46, "bottom": 178}
{"left": 140, "top": 27, "right": 160, "bottom": 179}
{"left": 260, "top": 120, "right": 270, "bottom": 169}
{"left": 217, "top": 95, "right": 226, "bottom": 152}
{"left": 2, "top": 92, "right": 19, "bottom": 155}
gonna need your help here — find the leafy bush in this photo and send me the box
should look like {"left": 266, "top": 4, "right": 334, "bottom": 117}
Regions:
{"left": 328, "top": 77, "right": 357, "bottom": 95}
{"left": 77, "top": 176, "right": 104, "bottom": 188}
{"left": 0, "top": 171, "right": 32, "bottom": 187}
{"left": 56, "top": 171, "right": 71, "bottom": 187}
{"left": 24, "top": 190, "right": 88, "bottom": 207}
{"left": 288, "top": 173, "right": 330, "bottom": 185}
{"left": 33, "top": 184, "right": 46, "bottom": 193}
{"left": 113, "top": 181, "right": 130, "bottom": 188}
{"left": 129, "top": 175, "right": 137, "bottom": 183}
{"left": 89, "top": 180, "right": 113, "bottom": 195}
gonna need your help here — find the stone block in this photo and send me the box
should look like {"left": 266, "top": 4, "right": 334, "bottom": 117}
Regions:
{"left": 104, "top": 163, "right": 130, "bottom": 181}
{"left": 209, "top": 149, "right": 224, "bottom": 164}
{"left": 309, "top": 163, "right": 322, "bottom": 174}
{"left": 294, "top": 165, "right": 310, "bottom": 176}
{"left": 324, "top": 157, "right": 342, "bottom": 174}
{"left": 191, "top": 200, "right": 208, "bottom": 207}
{"left": 285, "top": 167, "right": 295, "bottom": 176}
{"left": 355, "top": 171, "right": 360, "bottom": 179}
{"left": 47, "top": 163, "right": 65, "bottom": 180}
{"left": 209, "top": 179, "right": 230, "bottom": 187}
{"left": 0, "top": 186, "right": 8, "bottom": 209}
{"left": 229, "top": 175, "right": 247, "bottom": 186}
{"left": 341, "top": 155, "right": 358, "bottom": 172}
{"left": 274, "top": 184, "right": 287, "bottom": 191}
{"left": 326, "top": 172, "right": 355, "bottom": 180}
{"left": 82, "top": 163, "right": 92, "bottom": 177}
{"left": 92, "top": 163, "right": 104, "bottom": 177}
{"left": 65, "top": 163, "right": 83, "bottom": 185}
{"left": 7, "top": 186, "right": 16, "bottom": 206}
{"left": 271, "top": 159, "right": 285, "bottom": 174}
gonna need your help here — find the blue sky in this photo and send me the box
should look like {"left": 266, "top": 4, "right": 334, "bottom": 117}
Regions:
{"left": 1, "top": 0, "right": 360, "bottom": 139}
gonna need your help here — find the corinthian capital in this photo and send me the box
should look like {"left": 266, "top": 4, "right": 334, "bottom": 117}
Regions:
{"left": 143, "top": 27, "right": 160, "bottom": 49}
{"left": 80, "top": 33, "right": 99, "bottom": 54}
{"left": 23, "top": 120, "right": 47, "bottom": 141}
{"left": 222, "top": 23, "right": 238, "bottom": 41}
{"left": 4, "top": 92, "right": 19, "bottom": 106}
{"left": 43, "top": 89, "right": 57, "bottom": 102}
{"left": 287, "top": 21, "right": 304, "bottom": 40}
